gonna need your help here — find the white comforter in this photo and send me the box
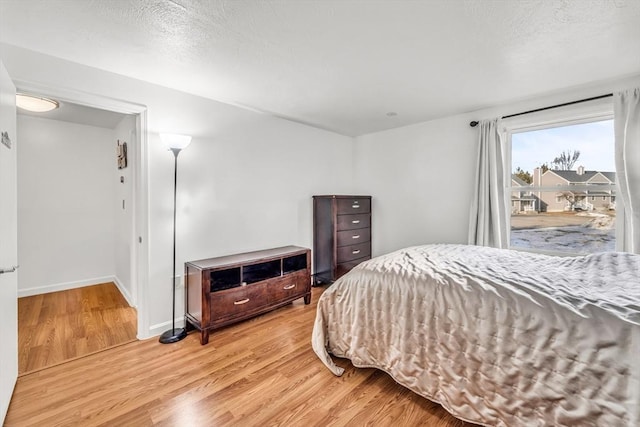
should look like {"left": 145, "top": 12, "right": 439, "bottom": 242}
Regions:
{"left": 312, "top": 244, "right": 640, "bottom": 426}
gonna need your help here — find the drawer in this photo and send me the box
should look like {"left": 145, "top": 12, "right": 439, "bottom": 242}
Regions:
{"left": 336, "top": 256, "right": 369, "bottom": 279}
{"left": 337, "top": 241, "right": 371, "bottom": 262}
{"left": 210, "top": 283, "right": 268, "bottom": 322}
{"left": 336, "top": 228, "right": 371, "bottom": 247}
{"left": 336, "top": 197, "right": 370, "bottom": 214}
{"left": 267, "top": 271, "right": 309, "bottom": 303}
{"left": 336, "top": 213, "right": 370, "bottom": 231}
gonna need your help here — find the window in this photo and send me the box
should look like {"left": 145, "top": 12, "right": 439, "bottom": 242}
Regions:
{"left": 506, "top": 100, "right": 618, "bottom": 256}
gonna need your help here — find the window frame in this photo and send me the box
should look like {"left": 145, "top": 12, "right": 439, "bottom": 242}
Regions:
{"left": 502, "top": 98, "right": 623, "bottom": 256}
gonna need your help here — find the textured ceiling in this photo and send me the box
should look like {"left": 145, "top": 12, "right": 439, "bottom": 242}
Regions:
{"left": 1, "top": 0, "right": 639, "bottom": 136}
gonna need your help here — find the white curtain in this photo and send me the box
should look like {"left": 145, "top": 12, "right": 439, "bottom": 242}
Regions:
{"left": 468, "top": 118, "right": 508, "bottom": 248}
{"left": 614, "top": 88, "right": 640, "bottom": 254}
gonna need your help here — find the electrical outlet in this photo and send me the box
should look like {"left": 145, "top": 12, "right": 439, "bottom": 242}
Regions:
{"left": 173, "top": 275, "right": 183, "bottom": 288}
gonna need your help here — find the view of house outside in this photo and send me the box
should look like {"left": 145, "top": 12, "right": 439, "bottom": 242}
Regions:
{"left": 510, "top": 119, "right": 616, "bottom": 254}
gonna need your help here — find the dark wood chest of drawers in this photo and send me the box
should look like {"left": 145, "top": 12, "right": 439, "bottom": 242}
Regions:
{"left": 313, "top": 195, "right": 372, "bottom": 284}
{"left": 185, "top": 246, "right": 311, "bottom": 344}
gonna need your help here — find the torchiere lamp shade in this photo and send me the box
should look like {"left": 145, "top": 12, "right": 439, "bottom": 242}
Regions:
{"left": 160, "top": 133, "right": 192, "bottom": 151}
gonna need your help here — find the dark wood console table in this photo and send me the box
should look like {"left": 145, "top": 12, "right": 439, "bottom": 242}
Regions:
{"left": 185, "top": 246, "right": 311, "bottom": 345}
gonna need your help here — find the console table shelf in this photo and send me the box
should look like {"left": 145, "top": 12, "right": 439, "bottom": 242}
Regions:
{"left": 185, "top": 245, "right": 311, "bottom": 345}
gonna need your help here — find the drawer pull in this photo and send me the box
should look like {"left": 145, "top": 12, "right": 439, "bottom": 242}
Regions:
{"left": 352, "top": 204, "right": 360, "bottom": 209}
{"left": 234, "top": 298, "right": 250, "bottom": 305}
{"left": 283, "top": 283, "right": 296, "bottom": 290}
{"left": 352, "top": 235, "right": 360, "bottom": 239}
{"left": 352, "top": 249, "right": 361, "bottom": 254}
{"left": 352, "top": 220, "right": 360, "bottom": 224}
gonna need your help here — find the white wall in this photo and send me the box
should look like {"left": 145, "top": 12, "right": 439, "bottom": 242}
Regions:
{"left": 150, "top": 110, "right": 354, "bottom": 332}
{"left": 113, "top": 115, "right": 136, "bottom": 305}
{"left": 354, "top": 114, "right": 477, "bottom": 256}
{"left": 354, "top": 74, "right": 640, "bottom": 257}
{"left": 1, "top": 44, "right": 354, "bottom": 337}
{"left": 17, "top": 115, "right": 117, "bottom": 295}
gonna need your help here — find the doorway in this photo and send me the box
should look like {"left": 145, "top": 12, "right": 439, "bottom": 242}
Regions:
{"left": 14, "top": 89, "right": 146, "bottom": 373}
{"left": 18, "top": 282, "right": 137, "bottom": 373}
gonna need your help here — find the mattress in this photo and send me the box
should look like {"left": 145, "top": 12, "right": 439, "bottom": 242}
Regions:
{"left": 312, "top": 244, "right": 640, "bottom": 426}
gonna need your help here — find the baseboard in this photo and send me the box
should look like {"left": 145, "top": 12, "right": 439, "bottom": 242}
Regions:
{"left": 19, "top": 276, "right": 136, "bottom": 309}
{"left": 148, "top": 317, "right": 186, "bottom": 338}
{"left": 18, "top": 276, "right": 117, "bottom": 298}
{"left": 112, "top": 276, "right": 136, "bottom": 308}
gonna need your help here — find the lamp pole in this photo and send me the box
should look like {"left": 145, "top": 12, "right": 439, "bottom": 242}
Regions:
{"left": 159, "top": 146, "right": 188, "bottom": 344}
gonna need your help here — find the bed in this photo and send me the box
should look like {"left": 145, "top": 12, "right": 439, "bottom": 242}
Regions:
{"left": 312, "top": 244, "right": 640, "bottom": 426}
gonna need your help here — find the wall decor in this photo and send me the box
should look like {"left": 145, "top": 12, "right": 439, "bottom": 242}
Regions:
{"left": 1, "top": 130, "right": 11, "bottom": 149}
{"left": 116, "top": 139, "right": 127, "bottom": 169}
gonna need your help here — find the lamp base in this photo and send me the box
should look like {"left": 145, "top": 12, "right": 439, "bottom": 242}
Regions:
{"left": 159, "top": 327, "right": 187, "bottom": 344}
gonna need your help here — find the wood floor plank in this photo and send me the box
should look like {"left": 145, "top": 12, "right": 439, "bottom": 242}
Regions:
{"left": 17, "top": 282, "right": 138, "bottom": 374}
{"left": 7, "top": 286, "right": 476, "bottom": 427}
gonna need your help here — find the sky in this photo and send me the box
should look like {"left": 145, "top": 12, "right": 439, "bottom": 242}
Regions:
{"left": 511, "top": 119, "right": 615, "bottom": 174}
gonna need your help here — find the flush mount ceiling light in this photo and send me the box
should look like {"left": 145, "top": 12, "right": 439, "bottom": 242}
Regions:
{"left": 16, "top": 93, "right": 59, "bottom": 112}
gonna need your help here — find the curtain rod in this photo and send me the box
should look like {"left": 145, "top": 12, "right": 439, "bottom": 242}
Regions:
{"left": 469, "top": 93, "right": 613, "bottom": 127}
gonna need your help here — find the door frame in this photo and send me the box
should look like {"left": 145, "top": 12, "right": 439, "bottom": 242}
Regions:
{"left": 13, "top": 79, "right": 151, "bottom": 339}
{"left": 0, "top": 59, "right": 19, "bottom": 424}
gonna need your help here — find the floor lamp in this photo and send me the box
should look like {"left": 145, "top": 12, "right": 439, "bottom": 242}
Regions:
{"left": 159, "top": 133, "right": 192, "bottom": 344}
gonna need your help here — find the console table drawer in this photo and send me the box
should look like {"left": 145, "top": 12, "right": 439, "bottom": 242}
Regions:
{"left": 267, "top": 271, "right": 309, "bottom": 303}
{"left": 336, "top": 197, "right": 371, "bottom": 214}
{"left": 336, "top": 228, "right": 371, "bottom": 247}
{"left": 210, "top": 284, "right": 267, "bottom": 323}
{"left": 337, "top": 242, "right": 371, "bottom": 262}
{"left": 336, "top": 213, "right": 370, "bottom": 231}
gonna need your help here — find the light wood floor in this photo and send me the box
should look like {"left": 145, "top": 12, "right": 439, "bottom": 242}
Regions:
{"left": 7, "top": 286, "right": 475, "bottom": 427}
{"left": 17, "top": 282, "right": 138, "bottom": 374}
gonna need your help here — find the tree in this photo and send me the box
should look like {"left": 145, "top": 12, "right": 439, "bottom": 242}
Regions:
{"left": 540, "top": 163, "right": 550, "bottom": 174}
{"left": 514, "top": 167, "right": 532, "bottom": 184}
{"left": 551, "top": 150, "right": 580, "bottom": 170}
{"left": 556, "top": 191, "right": 576, "bottom": 210}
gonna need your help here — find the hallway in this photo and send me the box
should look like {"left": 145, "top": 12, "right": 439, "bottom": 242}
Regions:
{"left": 18, "top": 282, "right": 137, "bottom": 374}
